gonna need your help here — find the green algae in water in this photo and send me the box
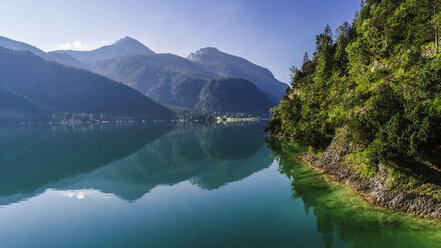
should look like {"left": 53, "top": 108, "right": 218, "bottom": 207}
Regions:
{"left": 267, "top": 137, "right": 441, "bottom": 248}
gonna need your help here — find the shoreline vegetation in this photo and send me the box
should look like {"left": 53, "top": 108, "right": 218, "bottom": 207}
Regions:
{"left": 300, "top": 154, "right": 441, "bottom": 221}
{"left": 298, "top": 136, "right": 441, "bottom": 221}
{"left": 270, "top": 134, "right": 441, "bottom": 221}
{"left": 266, "top": 0, "right": 441, "bottom": 220}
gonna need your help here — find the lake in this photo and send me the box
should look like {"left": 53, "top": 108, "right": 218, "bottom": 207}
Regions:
{"left": 0, "top": 121, "right": 441, "bottom": 248}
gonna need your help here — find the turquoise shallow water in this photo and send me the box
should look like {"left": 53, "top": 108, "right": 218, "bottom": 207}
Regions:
{"left": 0, "top": 122, "right": 440, "bottom": 248}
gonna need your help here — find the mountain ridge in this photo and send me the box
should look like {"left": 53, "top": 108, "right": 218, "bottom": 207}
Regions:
{"left": 0, "top": 47, "right": 174, "bottom": 121}
{"left": 0, "top": 35, "right": 284, "bottom": 117}
{"left": 92, "top": 54, "right": 272, "bottom": 116}
{"left": 188, "top": 47, "right": 288, "bottom": 103}
{"left": 52, "top": 36, "right": 155, "bottom": 62}
{"left": 0, "top": 36, "right": 90, "bottom": 69}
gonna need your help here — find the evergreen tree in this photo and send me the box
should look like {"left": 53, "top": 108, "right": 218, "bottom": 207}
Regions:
{"left": 267, "top": 0, "right": 441, "bottom": 184}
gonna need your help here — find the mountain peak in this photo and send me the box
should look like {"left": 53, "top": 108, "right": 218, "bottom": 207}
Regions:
{"left": 52, "top": 36, "right": 155, "bottom": 62}
{"left": 187, "top": 47, "right": 221, "bottom": 61}
{"left": 187, "top": 46, "right": 288, "bottom": 103}
{"left": 198, "top": 47, "right": 220, "bottom": 53}
{"left": 114, "top": 36, "right": 139, "bottom": 45}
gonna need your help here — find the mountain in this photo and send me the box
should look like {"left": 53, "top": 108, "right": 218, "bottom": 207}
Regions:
{"left": 0, "top": 36, "right": 44, "bottom": 56}
{"left": 0, "top": 36, "right": 89, "bottom": 69}
{"left": 45, "top": 51, "right": 90, "bottom": 69}
{"left": 196, "top": 78, "right": 273, "bottom": 116}
{"left": 92, "top": 53, "right": 214, "bottom": 78}
{"left": 91, "top": 53, "right": 214, "bottom": 109}
{"left": 0, "top": 90, "right": 45, "bottom": 122}
{"left": 53, "top": 36, "right": 155, "bottom": 62}
{"left": 92, "top": 55, "right": 272, "bottom": 115}
{"left": 188, "top": 47, "right": 288, "bottom": 103}
{"left": 0, "top": 35, "right": 281, "bottom": 117}
{"left": 0, "top": 47, "right": 174, "bottom": 120}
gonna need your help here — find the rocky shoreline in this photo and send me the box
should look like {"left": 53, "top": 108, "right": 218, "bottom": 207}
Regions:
{"left": 296, "top": 134, "right": 441, "bottom": 221}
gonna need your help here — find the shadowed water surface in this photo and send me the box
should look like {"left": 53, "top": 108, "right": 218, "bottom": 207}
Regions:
{"left": 0, "top": 122, "right": 440, "bottom": 247}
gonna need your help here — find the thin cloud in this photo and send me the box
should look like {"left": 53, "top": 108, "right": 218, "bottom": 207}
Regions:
{"left": 73, "top": 40, "right": 82, "bottom": 49}
{"left": 57, "top": 40, "right": 84, "bottom": 50}
{"left": 58, "top": 42, "right": 73, "bottom": 50}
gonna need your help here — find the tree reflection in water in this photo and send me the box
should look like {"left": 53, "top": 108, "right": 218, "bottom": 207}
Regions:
{"left": 266, "top": 137, "right": 441, "bottom": 248}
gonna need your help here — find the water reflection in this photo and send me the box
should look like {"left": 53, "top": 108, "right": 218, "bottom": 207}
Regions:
{"left": 1, "top": 125, "right": 441, "bottom": 247}
{"left": 266, "top": 137, "right": 441, "bottom": 248}
{"left": 0, "top": 122, "right": 271, "bottom": 204}
{"left": 0, "top": 123, "right": 171, "bottom": 199}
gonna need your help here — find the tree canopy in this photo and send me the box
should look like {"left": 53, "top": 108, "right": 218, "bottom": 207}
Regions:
{"left": 266, "top": 0, "right": 441, "bottom": 183}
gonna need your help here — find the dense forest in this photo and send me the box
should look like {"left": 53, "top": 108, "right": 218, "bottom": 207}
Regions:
{"left": 266, "top": 0, "right": 441, "bottom": 198}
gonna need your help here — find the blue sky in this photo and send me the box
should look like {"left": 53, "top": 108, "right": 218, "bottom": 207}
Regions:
{"left": 0, "top": 0, "right": 360, "bottom": 83}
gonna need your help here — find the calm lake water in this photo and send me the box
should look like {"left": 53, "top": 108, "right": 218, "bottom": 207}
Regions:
{"left": 1, "top": 121, "right": 441, "bottom": 248}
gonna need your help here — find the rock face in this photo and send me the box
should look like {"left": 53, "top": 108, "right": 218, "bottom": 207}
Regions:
{"left": 298, "top": 128, "right": 441, "bottom": 220}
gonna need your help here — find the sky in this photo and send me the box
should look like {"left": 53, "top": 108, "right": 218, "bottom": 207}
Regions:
{"left": 0, "top": 0, "right": 361, "bottom": 83}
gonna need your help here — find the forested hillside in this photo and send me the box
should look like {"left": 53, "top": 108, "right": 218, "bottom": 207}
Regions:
{"left": 0, "top": 90, "right": 45, "bottom": 122}
{"left": 0, "top": 47, "right": 174, "bottom": 121}
{"left": 93, "top": 54, "right": 273, "bottom": 115}
{"left": 188, "top": 47, "right": 288, "bottom": 104}
{"left": 196, "top": 78, "right": 273, "bottom": 116}
{"left": 266, "top": 0, "right": 441, "bottom": 198}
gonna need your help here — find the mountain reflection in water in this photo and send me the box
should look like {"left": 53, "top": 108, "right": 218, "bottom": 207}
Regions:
{"left": 0, "top": 122, "right": 271, "bottom": 204}
{"left": 1, "top": 123, "right": 441, "bottom": 248}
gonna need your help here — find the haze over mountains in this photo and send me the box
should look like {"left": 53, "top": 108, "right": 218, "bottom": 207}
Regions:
{"left": 0, "top": 35, "right": 287, "bottom": 121}
{"left": 52, "top": 36, "right": 155, "bottom": 62}
{"left": 196, "top": 78, "right": 273, "bottom": 116}
{"left": 0, "top": 47, "right": 174, "bottom": 121}
{"left": 188, "top": 47, "right": 287, "bottom": 103}
{"left": 0, "top": 36, "right": 89, "bottom": 69}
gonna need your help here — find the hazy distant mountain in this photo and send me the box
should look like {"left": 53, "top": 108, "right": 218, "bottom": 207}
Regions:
{"left": 0, "top": 47, "right": 174, "bottom": 120}
{"left": 92, "top": 54, "right": 272, "bottom": 115}
{"left": 0, "top": 35, "right": 282, "bottom": 117}
{"left": 53, "top": 36, "right": 155, "bottom": 62}
{"left": 45, "top": 51, "right": 90, "bottom": 69}
{"left": 91, "top": 54, "right": 213, "bottom": 109}
{"left": 196, "top": 78, "right": 273, "bottom": 116}
{"left": 94, "top": 53, "right": 214, "bottom": 78}
{"left": 188, "top": 47, "right": 288, "bottom": 104}
{"left": 92, "top": 53, "right": 213, "bottom": 83}
{"left": 0, "top": 36, "right": 90, "bottom": 70}
{"left": 0, "top": 36, "right": 44, "bottom": 55}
